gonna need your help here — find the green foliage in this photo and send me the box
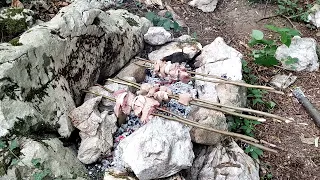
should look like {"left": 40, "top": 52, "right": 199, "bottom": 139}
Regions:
{"left": 9, "top": 139, "right": 18, "bottom": 151}
{"left": 283, "top": 56, "right": 298, "bottom": 69}
{"left": 0, "top": 140, "right": 6, "bottom": 149}
{"left": 145, "top": 11, "right": 181, "bottom": 31}
{"left": 245, "top": 145, "right": 263, "bottom": 159}
{"left": 230, "top": 117, "right": 261, "bottom": 137}
{"left": 249, "top": 25, "right": 300, "bottom": 67}
{"left": 31, "top": 158, "right": 52, "bottom": 180}
{"left": 265, "top": 25, "right": 300, "bottom": 47}
{"left": 31, "top": 158, "right": 42, "bottom": 169}
{"left": 276, "top": 0, "right": 312, "bottom": 22}
{"left": 33, "top": 169, "right": 51, "bottom": 180}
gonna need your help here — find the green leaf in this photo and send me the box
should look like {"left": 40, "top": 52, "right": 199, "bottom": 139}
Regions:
{"left": 244, "top": 146, "right": 251, "bottom": 153}
{"left": 32, "top": 158, "right": 42, "bottom": 169}
{"left": 253, "top": 98, "right": 264, "bottom": 105}
{"left": 164, "top": 11, "right": 173, "bottom": 19}
{"left": 163, "top": 20, "right": 171, "bottom": 30}
{"left": 278, "top": 5, "right": 285, "bottom": 10}
{"left": 266, "top": 101, "right": 276, "bottom": 109}
{"left": 9, "top": 139, "right": 18, "bottom": 151}
{"left": 251, "top": 151, "right": 259, "bottom": 159}
{"left": 267, "top": 173, "right": 273, "bottom": 179}
{"left": 254, "top": 148, "right": 264, "bottom": 156}
{"left": 0, "top": 140, "right": 6, "bottom": 149}
{"left": 251, "top": 30, "right": 264, "bottom": 40}
{"left": 254, "top": 55, "right": 278, "bottom": 67}
{"left": 10, "top": 158, "right": 19, "bottom": 166}
{"left": 173, "top": 21, "right": 180, "bottom": 32}
{"left": 285, "top": 56, "right": 299, "bottom": 65}
{"left": 33, "top": 169, "right": 51, "bottom": 180}
{"left": 280, "top": 32, "right": 290, "bottom": 46}
{"left": 145, "top": 12, "right": 156, "bottom": 21}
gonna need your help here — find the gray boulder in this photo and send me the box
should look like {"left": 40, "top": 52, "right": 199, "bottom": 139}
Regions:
{"left": 115, "top": 117, "right": 194, "bottom": 180}
{"left": 148, "top": 37, "right": 202, "bottom": 61}
{"left": 188, "top": 140, "right": 259, "bottom": 180}
{"left": 0, "top": 0, "right": 151, "bottom": 138}
{"left": 275, "top": 36, "right": 319, "bottom": 71}
{"left": 1, "top": 138, "right": 87, "bottom": 179}
{"left": 188, "top": 0, "right": 218, "bottom": 12}
{"left": 189, "top": 107, "right": 228, "bottom": 145}
{"left": 144, "top": 27, "right": 173, "bottom": 45}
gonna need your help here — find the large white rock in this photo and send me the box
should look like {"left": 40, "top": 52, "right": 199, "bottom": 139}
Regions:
{"left": 195, "top": 37, "right": 243, "bottom": 103}
{"left": 192, "top": 37, "right": 244, "bottom": 145}
{"left": 148, "top": 38, "right": 202, "bottom": 61}
{"left": 275, "top": 36, "right": 319, "bottom": 71}
{"left": 188, "top": 140, "right": 259, "bottom": 180}
{"left": 116, "top": 117, "right": 194, "bottom": 180}
{"left": 188, "top": 0, "right": 218, "bottom": 12}
{"left": 0, "top": 0, "right": 151, "bottom": 138}
{"left": 1, "top": 138, "right": 87, "bottom": 179}
{"left": 144, "top": 27, "right": 173, "bottom": 45}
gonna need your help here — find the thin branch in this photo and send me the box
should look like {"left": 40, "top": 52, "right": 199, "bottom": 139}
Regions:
{"left": 240, "top": 139, "right": 278, "bottom": 153}
{"left": 153, "top": 112, "right": 259, "bottom": 143}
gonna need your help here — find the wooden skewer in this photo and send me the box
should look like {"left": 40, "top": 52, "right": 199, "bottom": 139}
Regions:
{"left": 83, "top": 89, "right": 277, "bottom": 153}
{"left": 134, "top": 57, "right": 283, "bottom": 94}
{"left": 109, "top": 78, "right": 265, "bottom": 122}
{"left": 113, "top": 77, "right": 294, "bottom": 123}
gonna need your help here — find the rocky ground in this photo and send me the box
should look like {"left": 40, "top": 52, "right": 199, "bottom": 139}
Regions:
{"left": 0, "top": 0, "right": 319, "bottom": 179}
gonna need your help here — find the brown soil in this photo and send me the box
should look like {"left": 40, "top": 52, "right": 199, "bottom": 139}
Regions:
{"left": 164, "top": 0, "right": 320, "bottom": 179}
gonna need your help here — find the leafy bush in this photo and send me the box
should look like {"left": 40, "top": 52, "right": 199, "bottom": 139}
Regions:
{"left": 145, "top": 11, "right": 181, "bottom": 31}
{"left": 249, "top": 25, "right": 300, "bottom": 67}
{"left": 276, "top": 0, "right": 312, "bottom": 22}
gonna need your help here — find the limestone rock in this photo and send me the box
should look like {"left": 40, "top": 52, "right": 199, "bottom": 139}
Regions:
{"left": 77, "top": 113, "right": 117, "bottom": 164}
{"left": 270, "top": 74, "right": 297, "bottom": 89}
{"left": 69, "top": 96, "right": 103, "bottom": 137}
{"left": 0, "top": 0, "right": 150, "bottom": 138}
{"left": 216, "top": 83, "right": 247, "bottom": 108}
{"left": 190, "top": 107, "right": 228, "bottom": 145}
{"left": 195, "top": 37, "right": 243, "bottom": 103}
{"left": 1, "top": 138, "right": 87, "bottom": 179}
{"left": 275, "top": 36, "right": 319, "bottom": 71}
{"left": 116, "top": 117, "right": 194, "bottom": 180}
{"left": 69, "top": 97, "right": 117, "bottom": 164}
{"left": 144, "top": 27, "right": 173, "bottom": 45}
{"left": 188, "top": 140, "right": 259, "bottom": 180}
{"left": 148, "top": 38, "right": 202, "bottom": 61}
{"left": 308, "top": 4, "right": 320, "bottom": 27}
{"left": 116, "top": 62, "right": 146, "bottom": 83}
{"left": 188, "top": 0, "right": 218, "bottom": 12}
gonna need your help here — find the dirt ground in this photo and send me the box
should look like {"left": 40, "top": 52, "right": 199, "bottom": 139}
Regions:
{"left": 165, "top": 0, "right": 320, "bottom": 179}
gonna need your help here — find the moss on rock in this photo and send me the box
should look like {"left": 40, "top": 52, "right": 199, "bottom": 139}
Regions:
{"left": 0, "top": 8, "right": 33, "bottom": 42}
